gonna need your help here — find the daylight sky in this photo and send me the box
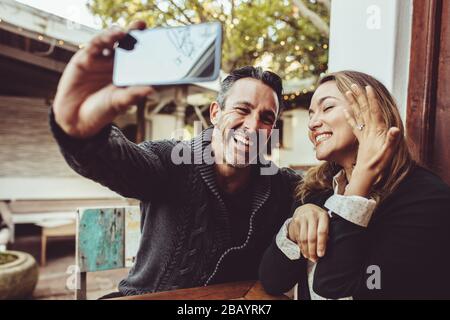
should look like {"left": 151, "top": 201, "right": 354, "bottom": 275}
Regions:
{"left": 15, "top": 0, "right": 101, "bottom": 29}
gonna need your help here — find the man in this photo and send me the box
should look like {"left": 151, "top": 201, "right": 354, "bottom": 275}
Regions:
{"left": 51, "top": 21, "right": 300, "bottom": 296}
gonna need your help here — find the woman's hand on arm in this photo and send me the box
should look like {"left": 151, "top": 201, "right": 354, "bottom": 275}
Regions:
{"left": 288, "top": 204, "right": 330, "bottom": 263}
{"left": 343, "top": 85, "right": 400, "bottom": 198}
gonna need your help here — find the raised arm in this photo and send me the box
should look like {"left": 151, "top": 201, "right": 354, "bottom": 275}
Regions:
{"left": 53, "top": 21, "right": 153, "bottom": 139}
{"left": 51, "top": 21, "right": 180, "bottom": 201}
{"left": 50, "top": 109, "right": 180, "bottom": 201}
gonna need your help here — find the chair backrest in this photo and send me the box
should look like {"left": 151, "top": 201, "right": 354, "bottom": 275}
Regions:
{"left": 75, "top": 206, "right": 141, "bottom": 299}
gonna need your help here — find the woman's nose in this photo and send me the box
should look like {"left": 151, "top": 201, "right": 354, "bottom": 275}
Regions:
{"left": 308, "top": 114, "right": 322, "bottom": 131}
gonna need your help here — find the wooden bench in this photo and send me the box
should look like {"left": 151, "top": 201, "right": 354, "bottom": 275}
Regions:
{"left": 75, "top": 206, "right": 141, "bottom": 300}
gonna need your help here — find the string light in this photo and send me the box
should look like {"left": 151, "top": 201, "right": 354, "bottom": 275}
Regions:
{"left": 58, "top": 40, "right": 64, "bottom": 45}
{"left": 38, "top": 35, "right": 44, "bottom": 41}
{"left": 323, "top": 44, "right": 328, "bottom": 49}
{"left": 280, "top": 86, "right": 320, "bottom": 102}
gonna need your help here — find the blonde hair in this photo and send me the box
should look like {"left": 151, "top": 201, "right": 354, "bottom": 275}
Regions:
{"left": 296, "top": 70, "right": 415, "bottom": 204}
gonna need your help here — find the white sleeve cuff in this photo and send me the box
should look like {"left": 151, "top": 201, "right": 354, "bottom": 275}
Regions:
{"left": 275, "top": 218, "right": 301, "bottom": 260}
{"left": 324, "top": 194, "right": 376, "bottom": 227}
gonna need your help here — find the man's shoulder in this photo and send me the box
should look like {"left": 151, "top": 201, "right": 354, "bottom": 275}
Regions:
{"left": 269, "top": 166, "right": 302, "bottom": 196}
{"left": 277, "top": 167, "right": 302, "bottom": 182}
{"left": 138, "top": 138, "right": 184, "bottom": 155}
{"left": 138, "top": 138, "right": 195, "bottom": 170}
{"left": 139, "top": 138, "right": 182, "bottom": 147}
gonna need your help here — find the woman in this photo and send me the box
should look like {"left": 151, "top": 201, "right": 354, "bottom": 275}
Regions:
{"left": 259, "top": 70, "right": 450, "bottom": 299}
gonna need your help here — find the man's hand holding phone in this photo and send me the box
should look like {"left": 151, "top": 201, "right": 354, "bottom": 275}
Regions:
{"left": 53, "top": 21, "right": 154, "bottom": 139}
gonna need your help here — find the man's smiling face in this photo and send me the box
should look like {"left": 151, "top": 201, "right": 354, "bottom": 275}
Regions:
{"left": 210, "top": 77, "right": 279, "bottom": 167}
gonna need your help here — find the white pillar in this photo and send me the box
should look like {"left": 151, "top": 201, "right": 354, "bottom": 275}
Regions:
{"left": 328, "top": 0, "right": 413, "bottom": 120}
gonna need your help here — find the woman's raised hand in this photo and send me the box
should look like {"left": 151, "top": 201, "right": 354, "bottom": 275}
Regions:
{"left": 342, "top": 84, "right": 400, "bottom": 196}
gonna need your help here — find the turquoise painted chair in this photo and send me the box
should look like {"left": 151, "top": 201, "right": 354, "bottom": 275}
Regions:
{"left": 75, "top": 206, "right": 141, "bottom": 300}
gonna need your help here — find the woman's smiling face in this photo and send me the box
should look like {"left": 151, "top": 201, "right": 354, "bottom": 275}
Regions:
{"left": 308, "top": 80, "right": 358, "bottom": 164}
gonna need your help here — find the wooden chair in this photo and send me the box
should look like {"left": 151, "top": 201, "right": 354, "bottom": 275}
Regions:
{"left": 39, "top": 220, "right": 76, "bottom": 266}
{"left": 75, "top": 206, "right": 141, "bottom": 300}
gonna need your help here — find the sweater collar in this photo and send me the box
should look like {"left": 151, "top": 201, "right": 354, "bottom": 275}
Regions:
{"left": 191, "top": 126, "right": 273, "bottom": 219}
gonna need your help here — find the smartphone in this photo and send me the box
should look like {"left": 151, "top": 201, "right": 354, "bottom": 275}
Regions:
{"left": 113, "top": 22, "right": 222, "bottom": 86}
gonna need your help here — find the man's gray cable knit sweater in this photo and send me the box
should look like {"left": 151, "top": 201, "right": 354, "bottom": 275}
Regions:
{"left": 49, "top": 108, "right": 300, "bottom": 295}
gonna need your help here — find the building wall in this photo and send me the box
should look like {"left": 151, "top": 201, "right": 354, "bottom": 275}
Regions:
{"left": 146, "top": 114, "right": 178, "bottom": 141}
{"left": 276, "top": 109, "right": 320, "bottom": 168}
{"left": 328, "top": 0, "right": 413, "bottom": 120}
{"left": 275, "top": 0, "right": 414, "bottom": 168}
{"left": 0, "top": 96, "right": 120, "bottom": 199}
{"left": 0, "top": 97, "right": 76, "bottom": 178}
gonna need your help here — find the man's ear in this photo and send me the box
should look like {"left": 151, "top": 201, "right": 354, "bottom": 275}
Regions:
{"left": 209, "top": 101, "right": 221, "bottom": 126}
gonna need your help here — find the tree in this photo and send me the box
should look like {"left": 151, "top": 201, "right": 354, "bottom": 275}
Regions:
{"left": 87, "top": 0, "right": 330, "bottom": 81}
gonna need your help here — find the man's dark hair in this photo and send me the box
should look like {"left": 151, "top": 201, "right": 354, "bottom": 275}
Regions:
{"left": 217, "top": 66, "right": 284, "bottom": 114}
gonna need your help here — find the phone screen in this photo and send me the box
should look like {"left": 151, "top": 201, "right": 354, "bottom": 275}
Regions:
{"left": 113, "top": 22, "right": 222, "bottom": 86}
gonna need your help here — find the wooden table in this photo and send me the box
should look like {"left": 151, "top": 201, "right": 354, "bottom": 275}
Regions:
{"left": 110, "top": 281, "right": 290, "bottom": 300}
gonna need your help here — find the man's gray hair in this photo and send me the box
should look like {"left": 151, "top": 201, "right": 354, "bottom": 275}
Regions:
{"left": 217, "top": 66, "right": 284, "bottom": 114}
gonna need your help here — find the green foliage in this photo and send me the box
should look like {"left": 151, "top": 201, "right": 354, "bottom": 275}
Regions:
{"left": 88, "top": 0, "right": 329, "bottom": 79}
